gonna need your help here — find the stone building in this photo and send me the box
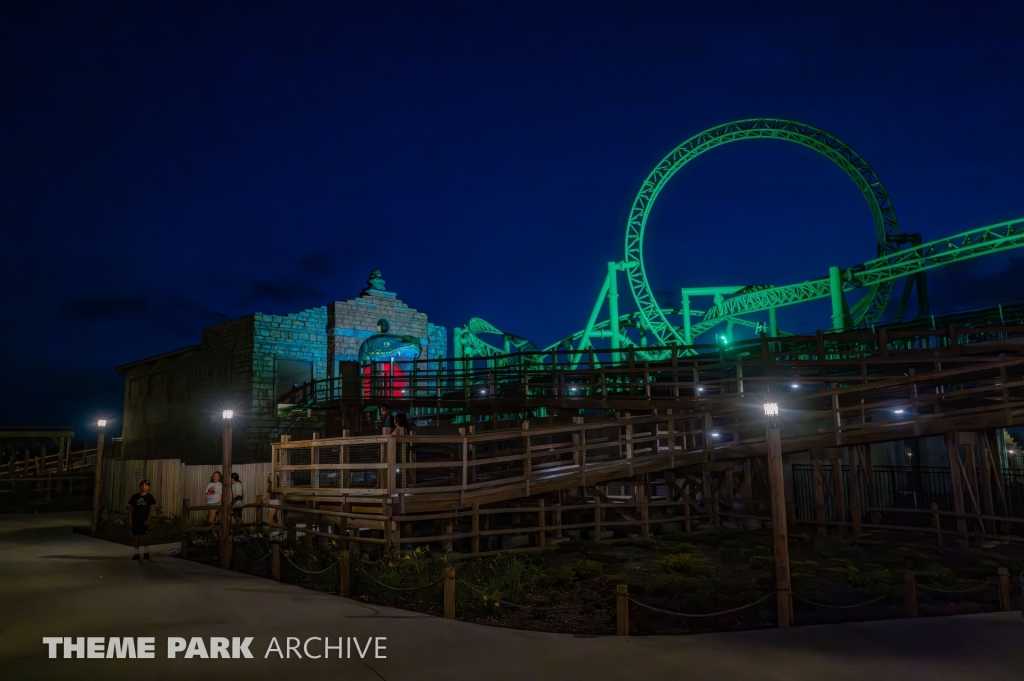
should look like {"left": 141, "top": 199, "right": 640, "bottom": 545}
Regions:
{"left": 116, "top": 271, "right": 446, "bottom": 464}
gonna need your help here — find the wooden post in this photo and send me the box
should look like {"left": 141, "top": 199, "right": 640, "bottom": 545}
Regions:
{"left": 925, "top": 502, "right": 943, "bottom": 554}
{"left": 443, "top": 520, "right": 453, "bottom": 554}
{"left": 270, "top": 544, "right": 281, "bottom": 581}
{"left": 904, "top": 570, "right": 918, "bottom": 617}
{"left": 340, "top": 550, "right": 351, "bottom": 597}
{"left": 831, "top": 458, "right": 846, "bottom": 536}
{"left": 945, "top": 432, "right": 968, "bottom": 539}
{"left": 640, "top": 487, "right": 650, "bottom": 538}
{"left": 702, "top": 470, "right": 713, "bottom": 522}
{"left": 220, "top": 422, "right": 233, "bottom": 569}
{"left": 997, "top": 568, "right": 1011, "bottom": 612}
{"left": 90, "top": 425, "right": 106, "bottom": 534}
{"left": 979, "top": 438, "right": 996, "bottom": 533}
{"left": 537, "top": 499, "right": 546, "bottom": 548}
{"left": 812, "top": 458, "right": 827, "bottom": 536}
{"left": 849, "top": 446, "right": 863, "bottom": 540}
{"left": 303, "top": 501, "right": 314, "bottom": 550}
{"left": 180, "top": 534, "right": 189, "bottom": 560}
{"left": 683, "top": 482, "right": 692, "bottom": 533}
{"left": 766, "top": 422, "right": 792, "bottom": 629}
{"left": 443, "top": 566, "right": 456, "bottom": 619}
{"left": 711, "top": 489, "right": 721, "bottom": 531}
{"left": 471, "top": 503, "right": 480, "bottom": 555}
{"left": 616, "top": 584, "right": 629, "bottom": 636}
{"left": 594, "top": 500, "right": 602, "bottom": 541}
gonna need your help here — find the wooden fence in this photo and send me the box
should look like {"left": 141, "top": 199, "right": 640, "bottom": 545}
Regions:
{"left": 102, "top": 459, "right": 271, "bottom": 525}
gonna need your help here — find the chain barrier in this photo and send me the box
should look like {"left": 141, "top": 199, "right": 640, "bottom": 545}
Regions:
{"left": 628, "top": 592, "right": 774, "bottom": 618}
{"left": 360, "top": 572, "right": 446, "bottom": 592}
{"left": 457, "top": 578, "right": 613, "bottom": 613}
{"left": 281, "top": 552, "right": 340, "bottom": 575}
{"left": 793, "top": 594, "right": 888, "bottom": 609}
{"left": 916, "top": 580, "right": 991, "bottom": 594}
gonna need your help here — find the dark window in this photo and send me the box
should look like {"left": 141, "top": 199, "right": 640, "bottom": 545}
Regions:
{"left": 277, "top": 359, "right": 312, "bottom": 401}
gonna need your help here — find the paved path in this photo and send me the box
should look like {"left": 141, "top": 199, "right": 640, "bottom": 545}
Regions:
{"left": 1, "top": 513, "right": 1022, "bottom": 680}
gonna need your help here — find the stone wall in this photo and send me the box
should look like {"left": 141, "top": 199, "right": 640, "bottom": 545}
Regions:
{"left": 327, "top": 290, "right": 432, "bottom": 371}
{"left": 119, "top": 275, "right": 447, "bottom": 464}
{"left": 245, "top": 306, "right": 328, "bottom": 460}
{"left": 427, "top": 322, "right": 448, "bottom": 360}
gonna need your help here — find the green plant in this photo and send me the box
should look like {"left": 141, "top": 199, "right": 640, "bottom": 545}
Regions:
{"left": 482, "top": 553, "right": 544, "bottom": 602}
{"left": 660, "top": 552, "right": 709, "bottom": 575}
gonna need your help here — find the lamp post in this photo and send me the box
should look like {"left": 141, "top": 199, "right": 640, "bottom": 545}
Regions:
{"left": 763, "top": 402, "right": 793, "bottom": 628}
{"left": 220, "top": 410, "right": 233, "bottom": 569}
{"left": 90, "top": 420, "right": 107, "bottom": 533}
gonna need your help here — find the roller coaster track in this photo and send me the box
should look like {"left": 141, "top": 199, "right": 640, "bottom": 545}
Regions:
{"left": 454, "top": 119, "right": 1024, "bottom": 361}
{"left": 704, "top": 217, "right": 1024, "bottom": 322}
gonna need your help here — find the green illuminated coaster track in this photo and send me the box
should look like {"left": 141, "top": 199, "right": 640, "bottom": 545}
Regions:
{"left": 455, "top": 118, "right": 1024, "bottom": 361}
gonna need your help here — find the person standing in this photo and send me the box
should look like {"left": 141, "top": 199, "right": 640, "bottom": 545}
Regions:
{"left": 375, "top": 403, "right": 396, "bottom": 434}
{"left": 230, "top": 472, "right": 244, "bottom": 530}
{"left": 127, "top": 479, "right": 157, "bottom": 561}
{"left": 206, "top": 471, "right": 223, "bottom": 525}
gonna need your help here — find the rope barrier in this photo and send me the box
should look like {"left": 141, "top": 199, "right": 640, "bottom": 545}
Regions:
{"left": 281, "top": 552, "right": 340, "bottom": 575}
{"left": 233, "top": 542, "right": 271, "bottom": 563}
{"left": 628, "top": 592, "right": 774, "bottom": 618}
{"left": 361, "top": 572, "right": 446, "bottom": 592}
{"left": 793, "top": 594, "right": 888, "bottom": 609}
{"left": 457, "top": 578, "right": 612, "bottom": 612}
{"left": 916, "top": 581, "right": 991, "bottom": 594}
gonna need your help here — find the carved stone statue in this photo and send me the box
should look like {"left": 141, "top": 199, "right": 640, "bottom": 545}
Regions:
{"left": 366, "top": 269, "right": 386, "bottom": 291}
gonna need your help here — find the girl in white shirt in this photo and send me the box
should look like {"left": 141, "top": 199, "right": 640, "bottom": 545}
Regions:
{"left": 206, "top": 471, "right": 223, "bottom": 525}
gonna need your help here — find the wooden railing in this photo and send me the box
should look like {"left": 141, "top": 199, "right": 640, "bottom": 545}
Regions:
{"left": 0, "top": 449, "right": 96, "bottom": 478}
{"left": 271, "top": 413, "right": 712, "bottom": 508}
{"left": 271, "top": 352, "right": 1024, "bottom": 509}
{"left": 278, "top": 322, "right": 1024, "bottom": 409}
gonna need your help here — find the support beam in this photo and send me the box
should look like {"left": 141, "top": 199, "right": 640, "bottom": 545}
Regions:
{"left": 849, "top": 446, "right": 863, "bottom": 540}
{"left": 90, "top": 426, "right": 106, "bottom": 534}
{"left": 607, "top": 261, "right": 621, "bottom": 353}
{"left": 945, "top": 432, "right": 968, "bottom": 539}
{"left": 829, "top": 266, "right": 846, "bottom": 332}
{"left": 766, "top": 422, "right": 792, "bottom": 628}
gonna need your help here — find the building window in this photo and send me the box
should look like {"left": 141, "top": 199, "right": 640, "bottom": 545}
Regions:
{"left": 376, "top": 318, "right": 390, "bottom": 333}
{"left": 276, "top": 359, "right": 313, "bottom": 402}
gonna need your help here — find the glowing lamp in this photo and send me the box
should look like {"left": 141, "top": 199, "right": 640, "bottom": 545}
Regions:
{"left": 97, "top": 419, "right": 107, "bottom": 428}
{"left": 222, "top": 410, "right": 234, "bottom": 420}
{"left": 763, "top": 403, "right": 779, "bottom": 418}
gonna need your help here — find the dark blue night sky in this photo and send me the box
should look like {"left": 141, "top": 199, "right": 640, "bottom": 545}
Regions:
{"left": 2, "top": 2, "right": 1023, "bottom": 432}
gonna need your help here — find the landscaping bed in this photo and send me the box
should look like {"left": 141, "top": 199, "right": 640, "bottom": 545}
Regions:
{"left": 176, "top": 527, "right": 1024, "bottom": 635}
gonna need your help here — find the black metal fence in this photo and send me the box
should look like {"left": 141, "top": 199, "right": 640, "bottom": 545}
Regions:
{"left": 793, "top": 464, "right": 1024, "bottom": 532}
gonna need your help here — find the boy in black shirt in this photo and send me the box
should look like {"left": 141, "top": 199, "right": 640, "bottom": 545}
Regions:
{"left": 127, "top": 479, "right": 157, "bottom": 560}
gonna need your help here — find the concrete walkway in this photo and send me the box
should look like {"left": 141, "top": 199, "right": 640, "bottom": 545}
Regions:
{"left": 1, "top": 513, "right": 1021, "bottom": 681}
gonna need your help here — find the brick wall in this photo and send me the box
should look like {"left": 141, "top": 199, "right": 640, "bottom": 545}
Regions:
{"left": 245, "top": 306, "right": 328, "bottom": 460}
{"left": 327, "top": 290, "right": 432, "bottom": 370}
